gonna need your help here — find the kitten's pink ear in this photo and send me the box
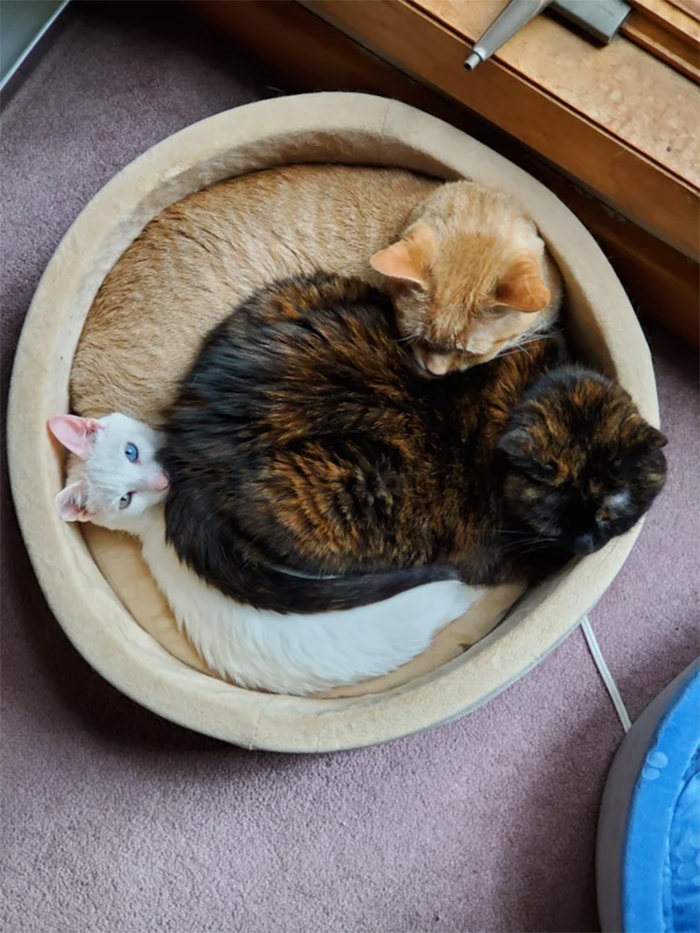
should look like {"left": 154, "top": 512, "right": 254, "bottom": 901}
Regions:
{"left": 497, "top": 254, "right": 550, "bottom": 313}
{"left": 55, "top": 480, "right": 92, "bottom": 523}
{"left": 48, "top": 415, "right": 103, "bottom": 459}
{"left": 370, "top": 226, "right": 435, "bottom": 288}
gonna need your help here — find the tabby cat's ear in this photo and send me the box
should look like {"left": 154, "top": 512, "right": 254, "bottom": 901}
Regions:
{"left": 48, "top": 415, "right": 102, "bottom": 459}
{"left": 55, "top": 479, "right": 92, "bottom": 522}
{"left": 496, "top": 254, "right": 550, "bottom": 313}
{"left": 370, "top": 225, "right": 435, "bottom": 289}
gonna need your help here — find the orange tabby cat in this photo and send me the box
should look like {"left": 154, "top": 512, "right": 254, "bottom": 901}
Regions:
{"left": 71, "top": 165, "right": 562, "bottom": 422}
{"left": 371, "top": 181, "right": 562, "bottom": 375}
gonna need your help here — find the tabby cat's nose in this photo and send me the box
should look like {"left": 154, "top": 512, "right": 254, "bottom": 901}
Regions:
{"left": 425, "top": 354, "right": 450, "bottom": 376}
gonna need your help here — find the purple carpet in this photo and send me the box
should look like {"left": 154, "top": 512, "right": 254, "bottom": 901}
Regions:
{"left": 2, "top": 5, "right": 698, "bottom": 931}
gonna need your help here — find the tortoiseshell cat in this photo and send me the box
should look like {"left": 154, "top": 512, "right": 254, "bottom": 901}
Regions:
{"left": 160, "top": 275, "right": 666, "bottom": 614}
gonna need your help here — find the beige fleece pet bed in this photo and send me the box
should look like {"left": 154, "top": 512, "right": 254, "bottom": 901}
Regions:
{"left": 8, "top": 93, "right": 659, "bottom": 752}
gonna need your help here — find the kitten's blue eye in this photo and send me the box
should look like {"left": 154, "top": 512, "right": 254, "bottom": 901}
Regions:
{"left": 119, "top": 492, "right": 133, "bottom": 509}
{"left": 125, "top": 443, "right": 138, "bottom": 463}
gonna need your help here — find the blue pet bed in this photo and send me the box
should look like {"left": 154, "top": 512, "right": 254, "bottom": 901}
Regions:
{"left": 597, "top": 659, "right": 700, "bottom": 933}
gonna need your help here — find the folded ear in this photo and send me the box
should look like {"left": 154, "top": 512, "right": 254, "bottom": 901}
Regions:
{"left": 647, "top": 427, "right": 668, "bottom": 450}
{"left": 48, "top": 415, "right": 103, "bottom": 459}
{"left": 634, "top": 422, "right": 668, "bottom": 451}
{"left": 369, "top": 225, "right": 435, "bottom": 288}
{"left": 497, "top": 426, "right": 530, "bottom": 461}
{"left": 55, "top": 479, "right": 92, "bottom": 522}
{"left": 496, "top": 254, "right": 550, "bottom": 313}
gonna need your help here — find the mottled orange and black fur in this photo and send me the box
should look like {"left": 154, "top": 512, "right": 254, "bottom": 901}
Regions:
{"left": 160, "top": 275, "right": 666, "bottom": 613}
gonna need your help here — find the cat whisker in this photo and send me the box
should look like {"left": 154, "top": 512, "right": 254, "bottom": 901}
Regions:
{"left": 496, "top": 539, "right": 538, "bottom": 552}
{"left": 491, "top": 529, "right": 531, "bottom": 535}
{"left": 397, "top": 333, "right": 421, "bottom": 347}
{"left": 510, "top": 328, "right": 564, "bottom": 351}
{"left": 484, "top": 529, "right": 539, "bottom": 537}
{"left": 496, "top": 534, "right": 557, "bottom": 554}
{"left": 518, "top": 333, "right": 558, "bottom": 347}
{"left": 498, "top": 346, "right": 532, "bottom": 360}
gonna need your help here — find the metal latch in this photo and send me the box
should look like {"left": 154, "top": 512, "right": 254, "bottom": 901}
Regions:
{"left": 464, "top": 0, "right": 632, "bottom": 71}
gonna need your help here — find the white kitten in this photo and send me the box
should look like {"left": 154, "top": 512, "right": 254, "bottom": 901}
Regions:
{"left": 50, "top": 413, "right": 169, "bottom": 526}
{"left": 49, "top": 414, "right": 484, "bottom": 695}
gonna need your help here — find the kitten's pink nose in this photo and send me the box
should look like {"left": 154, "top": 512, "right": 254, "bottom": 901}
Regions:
{"left": 150, "top": 471, "right": 170, "bottom": 492}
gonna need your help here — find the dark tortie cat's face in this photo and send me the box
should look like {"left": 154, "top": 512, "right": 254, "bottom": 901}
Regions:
{"left": 498, "top": 367, "right": 668, "bottom": 556}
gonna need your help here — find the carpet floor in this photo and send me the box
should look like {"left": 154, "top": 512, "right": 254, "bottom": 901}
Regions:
{"left": 2, "top": 4, "right": 698, "bottom": 932}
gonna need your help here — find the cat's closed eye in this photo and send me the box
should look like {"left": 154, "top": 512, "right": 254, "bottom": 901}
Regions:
{"left": 526, "top": 461, "right": 557, "bottom": 483}
{"left": 125, "top": 442, "right": 139, "bottom": 462}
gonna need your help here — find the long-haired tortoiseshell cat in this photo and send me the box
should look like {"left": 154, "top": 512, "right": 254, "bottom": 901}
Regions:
{"left": 71, "top": 166, "right": 562, "bottom": 422}
{"left": 159, "top": 275, "right": 666, "bottom": 614}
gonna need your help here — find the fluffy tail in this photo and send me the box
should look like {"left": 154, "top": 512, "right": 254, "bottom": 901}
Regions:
{"left": 227, "top": 561, "right": 460, "bottom": 614}
{"left": 164, "top": 494, "right": 457, "bottom": 614}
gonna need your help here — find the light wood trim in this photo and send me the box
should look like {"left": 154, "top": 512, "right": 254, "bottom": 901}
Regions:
{"left": 184, "top": 0, "right": 698, "bottom": 344}
{"left": 304, "top": 0, "right": 698, "bottom": 260}
{"left": 624, "top": 0, "right": 700, "bottom": 80}
{"left": 630, "top": 0, "right": 700, "bottom": 39}
{"left": 668, "top": 0, "right": 700, "bottom": 22}
{"left": 623, "top": 10, "right": 700, "bottom": 81}
{"left": 410, "top": 0, "right": 698, "bottom": 183}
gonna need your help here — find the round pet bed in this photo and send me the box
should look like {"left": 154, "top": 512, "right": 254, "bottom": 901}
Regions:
{"left": 8, "top": 92, "right": 660, "bottom": 752}
{"left": 597, "top": 660, "right": 700, "bottom": 932}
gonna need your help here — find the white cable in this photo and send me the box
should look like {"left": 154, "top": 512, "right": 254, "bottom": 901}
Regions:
{"left": 581, "top": 615, "right": 632, "bottom": 733}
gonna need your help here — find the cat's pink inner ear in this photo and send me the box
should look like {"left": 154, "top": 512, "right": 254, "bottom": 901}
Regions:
{"left": 496, "top": 255, "right": 550, "bottom": 313}
{"left": 55, "top": 480, "right": 92, "bottom": 522}
{"left": 48, "top": 415, "right": 103, "bottom": 459}
{"left": 369, "top": 226, "right": 434, "bottom": 288}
